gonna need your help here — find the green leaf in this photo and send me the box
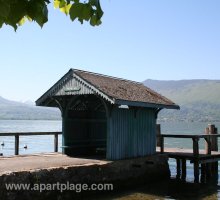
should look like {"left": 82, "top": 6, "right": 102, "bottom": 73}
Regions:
{"left": 27, "top": 0, "right": 48, "bottom": 27}
{"left": 26, "top": 15, "right": 33, "bottom": 22}
{"left": 89, "top": 0, "right": 98, "bottom": 6}
{"left": 90, "top": 15, "right": 97, "bottom": 26}
{"left": 0, "top": 1, "right": 10, "bottom": 18}
{"left": 0, "top": 17, "right": 4, "bottom": 28}
{"left": 95, "top": 0, "right": 103, "bottom": 19}
{"left": 18, "top": 17, "right": 26, "bottom": 26}
{"left": 54, "top": 0, "right": 60, "bottom": 8}
{"left": 60, "top": 4, "right": 71, "bottom": 15}
{"left": 69, "top": 2, "right": 83, "bottom": 21}
{"left": 59, "top": 0, "right": 66, "bottom": 8}
{"left": 5, "top": 0, "right": 28, "bottom": 30}
{"left": 90, "top": 14, "right": 102, "bottom": 26}
{"left": 82, "top": 4, "right": 92, "bottom": 21}
{"left": 0, "top": 0, "right": 103, "bottom": 29}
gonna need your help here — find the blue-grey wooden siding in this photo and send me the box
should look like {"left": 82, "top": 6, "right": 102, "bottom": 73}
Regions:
{"left": 107, "top": 107, "right": 156, "bottom": 160}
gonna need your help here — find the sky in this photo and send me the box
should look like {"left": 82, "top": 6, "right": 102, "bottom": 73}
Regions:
{"left": 0, "top": 0, "right": 220, "bottom": 102}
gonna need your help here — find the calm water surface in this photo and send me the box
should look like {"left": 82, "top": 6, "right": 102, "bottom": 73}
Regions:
{"left": 0, "top": 120, "right": 62, "bottom": 156}
{"left": 0, "top": 120, "right": 220, "bottom": 200}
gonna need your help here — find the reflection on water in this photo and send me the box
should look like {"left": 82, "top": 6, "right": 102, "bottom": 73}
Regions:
{"left": 0, "top": 120, "right": 220, "bottom": 199}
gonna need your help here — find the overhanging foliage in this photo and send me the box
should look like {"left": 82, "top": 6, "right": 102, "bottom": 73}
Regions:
{"left": 0, "top": 0, "right": 103, "bottom": 30}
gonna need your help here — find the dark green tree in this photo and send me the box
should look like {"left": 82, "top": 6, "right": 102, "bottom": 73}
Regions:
{"left": 0, "top": 0, "right": 103, "bottom": 30}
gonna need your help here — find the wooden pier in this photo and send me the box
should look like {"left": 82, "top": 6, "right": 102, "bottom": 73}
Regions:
{"left": 157, "top": 124, "right": 220, "bottom": 183}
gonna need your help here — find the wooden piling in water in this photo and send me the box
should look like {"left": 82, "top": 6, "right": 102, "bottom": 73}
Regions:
{"left": 156, "top": 124, "right": 164, "bottom": 153}
{"left": 181, "top": 159, "right": 186, "bottom": 181}
{"left": 205, "top": 127, "right": 211, "bottom": 155}
{"left": 157, "top": 124, "right": 220, "bottom": 183}
{"left": 209, "top": 124, "right": 218, "bottom": 151}
{"left": 192, "top": 137, "right": 200, "bottom": 183}
{"left": 156, "top": 124, "right": 161, "bottom": 147}
{"left": 204, "top": 124, "right": 218, "bottom": 182}
{"left": 201, "top": 163, "right": 206, "bottom": 183}
{"left": 176, "top": 159, "right": 181, "bottom": 179}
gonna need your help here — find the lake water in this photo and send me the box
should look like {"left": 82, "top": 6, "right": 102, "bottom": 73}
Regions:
{"left": 0, "top": 120, "right": 220, "bottom": 199}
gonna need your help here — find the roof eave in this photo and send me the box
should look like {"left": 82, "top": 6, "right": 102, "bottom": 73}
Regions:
{"left": 115, "top": 99, "right": 180, "bottom": 110}
{"left": 36, "top": 69, "right": 74, "bottom": 106}
{"left": 35, "top": 68, "right": 116, "bottom": 107}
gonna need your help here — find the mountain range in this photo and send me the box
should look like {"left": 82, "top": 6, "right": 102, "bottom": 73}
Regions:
{"left": 0, "top": 96, "right": 61, "bottom": 120}
{"left": 143, "top": 79, "right": 220, "bottom": 122}
{"left": 0, "top": 79, "right": 220, "bottom": 122}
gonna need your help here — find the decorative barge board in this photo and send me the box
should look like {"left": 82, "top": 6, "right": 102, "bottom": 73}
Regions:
{"left": 36, "top": 69, "right": 179, "bottom": 160}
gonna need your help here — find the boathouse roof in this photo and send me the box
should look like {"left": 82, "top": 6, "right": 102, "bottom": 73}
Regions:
{"left": 36, "top": 69, "right": 179, "bottom": 109}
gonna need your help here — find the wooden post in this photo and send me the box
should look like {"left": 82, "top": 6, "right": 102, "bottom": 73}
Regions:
{"left": 15, "top": 134, "right": 19, "bottom": 155}
{"left": 201, "top": 163, "right": 206, "bottom": 183}
{"left": 160, "top": 136, "right": 164, "bottom": 153}
{"left": 206, "top": 163, "right": 212, "bottom": 180}
{"left": 54, "top": 133, "right": 59, "bottom": 152}
{"left": 181, "top": 159, "right": 186, "bottom": 181}
{"left": 156, "top": 124, "right": 161, "bottom": 147}
{"left": 193, "top": 137, "right": 199, "bottom": 157}
{"left": 205, "top": 126, "right": 212, "bottom": 179}
{"left": 194, "top": 161, "right": 199, "bottom": 183}
{"left": 193, "top": 137, "right": 199, "bottom": 183}
{"left": 176, "top": 159, "right": 181, "bottom": 179}
{"left": 209, "top": 124, "right": 218, "bottom": 178}
{"left": 204, "top": 124, "right": 219, "bottom": 180}
{"left": 205, "top": 127, "right": 211, "bottom": 155}
{"left": 209, "top": 124, "right": 218, "bottom": 151}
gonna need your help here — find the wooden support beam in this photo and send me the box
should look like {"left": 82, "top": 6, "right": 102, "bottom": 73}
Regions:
{"left": 160, "top": 136, "right": 164, "bottom": 153}
{"left": 192, "top": 138, "right": 199, "bottom": 157}
{"left": 200, "top": 163, "right": 206, "bottom": 183}
{"left": 212, "top": 162, "right": 218, "bottom": 184}
{"left": 209, "top": 124, "right": 218, "bottom": 178}
{"left": 156, "top": 124, "right": 161, "bottom": 147}
{"left": 209, "top": 124, "right": 218, "bottom": 151}
{"left": 206, "top": 163, "right": 212, "bottom": 180}
{"left": 176, "top": 159, "right": 181, "bottom": 179}
{"left": 181, "top": 159, "right": 186, "bottom": 181}
{"left": 54, "top": 133, "right": 59, "bottom": 152}
{"left": 192, "top": 136, "right": 200, "bottom": 183}
{"left": 205, "top": 127, "right": 211, "bottom": 155}
{"left": 194, "top": 161, "right": 199, "bottom": 183}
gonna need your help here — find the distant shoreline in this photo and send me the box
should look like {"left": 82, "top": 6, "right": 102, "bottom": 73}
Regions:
{"left": 0, "top": 119, "right": 219, "bottom": 123}
{"left": 0, "top": 119, "right": 61, "bottom": 121}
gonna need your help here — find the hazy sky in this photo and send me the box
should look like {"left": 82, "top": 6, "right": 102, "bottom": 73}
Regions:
{"left": 0, "top": 0, "right": 220, "bottom": 101}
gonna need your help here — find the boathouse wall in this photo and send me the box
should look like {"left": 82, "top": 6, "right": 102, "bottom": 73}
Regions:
{"left": 107, "top": 107, "right": 156, "bottom": 160}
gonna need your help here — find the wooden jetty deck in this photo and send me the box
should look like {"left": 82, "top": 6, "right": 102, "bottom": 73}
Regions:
{"left": 156, "top": 147, "right": 220, "bottom": 163}
{"left": 156, "top": 124, "right": 220, "bottom": 183}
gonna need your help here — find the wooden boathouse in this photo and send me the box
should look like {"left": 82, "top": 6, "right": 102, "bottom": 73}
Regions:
{"left": 36, "top": 69, "right": 179, "bottom": 160}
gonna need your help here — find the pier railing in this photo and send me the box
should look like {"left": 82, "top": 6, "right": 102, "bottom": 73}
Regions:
{"left": 156, "top": 124, "right": 219, "bottom": 156}
{"left": 156, "top": 124, "right": 220, "bottom": 183}
{"left": 0, "top": 132, "right": 62, "bottom": 155}
{"left": 158, "top": 133, "right": 220, "bottom": 155}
